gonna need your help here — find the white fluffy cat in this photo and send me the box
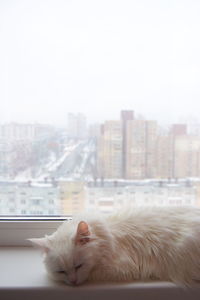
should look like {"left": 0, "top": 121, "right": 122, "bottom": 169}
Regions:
{"left": 30, "top": 206, "right": 200, "bottom": 286}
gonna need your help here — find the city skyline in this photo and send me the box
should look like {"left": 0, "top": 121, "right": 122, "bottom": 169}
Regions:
{"left": 0, "top": 110, "right": 200, "bottom": 131}
{"left": 1, "top": 109, "right": 200, "bottom": 215}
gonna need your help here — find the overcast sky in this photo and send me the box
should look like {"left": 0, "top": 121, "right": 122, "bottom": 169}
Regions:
{"left": 1, "top": 0, "right": 200, "bottom": 126}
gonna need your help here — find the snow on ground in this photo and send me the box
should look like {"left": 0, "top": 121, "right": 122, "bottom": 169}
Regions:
{"left": 13, "top": 168, "right": 33, "bottom": 181}
{"left": 48, "top": 142, "right": 82, "bottom": 172}
{"left": 13, "top": 141, "right": 83, "bottom": 181}
{"left": 36, "top": 141, "right": 83, "bottom": 180}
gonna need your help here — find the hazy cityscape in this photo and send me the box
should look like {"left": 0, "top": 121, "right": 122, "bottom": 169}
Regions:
{"left": 1, "top": 1, "right": 200, "bottom": 216}
{"left": 1, "top": 110, "right": 200, "bottom": 216}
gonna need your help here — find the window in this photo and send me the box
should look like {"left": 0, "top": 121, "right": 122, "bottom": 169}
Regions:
{"left": 31, "top": 199, "right": 42, "bottom": 205}
{"left": 0, "top": 0, "right": 200, "bottom": 238}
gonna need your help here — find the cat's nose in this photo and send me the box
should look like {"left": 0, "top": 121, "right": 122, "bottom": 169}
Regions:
{"left": 70, "top": 279, "right": 77, "bottom": 285}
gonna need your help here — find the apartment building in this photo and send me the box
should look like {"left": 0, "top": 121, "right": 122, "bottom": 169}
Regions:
{"left": 0, "top": 181, "right": 60, "bottom": 215}
{"left": 174, "top": 135, "right": 200, "bottom": 178}
{"left": 86, "top": 182, "right": 198, "bottom": 213}
{"left": 59, "top": 181, "right": 86, "bottom": 215}
{"left": 121, "top": 110, "right": 134, "bottom": 178}
{"left": 97, "top": 121, "right": 122, "bottom": 179}
{"left": 67, "top": 113, "right": 87, "bottom": 139}
{"left": 125, "top": 119, "right": 146, "bottom": 179}
{"left": 156, "top": 135, "right": 174, "bottom": 179}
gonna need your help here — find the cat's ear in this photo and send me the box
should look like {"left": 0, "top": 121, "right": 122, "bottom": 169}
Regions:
{"left": 28, "top": 237, "right": 50, "bottom": 253}
{"left": 75, "top": 221, "right": 91, "bottom": 245}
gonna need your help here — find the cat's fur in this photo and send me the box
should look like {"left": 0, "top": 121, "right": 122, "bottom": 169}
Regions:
{"left": 30, "top": 206, "right": 200, "bottom": 285}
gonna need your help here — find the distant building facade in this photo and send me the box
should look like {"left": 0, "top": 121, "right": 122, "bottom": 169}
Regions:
{"left": 97, "top": 112, "right": 200, "bottom": 180}
{"left": 97, "top": 121, "right": 122, "bottom": 179}
{"left": 0, "top": 182, "right": 60, "bottom": 215}
{"left": 59, "top": 181, "right": 86, "bottom": 215}
{"left": 121, "top": 110, "right": 134, "bottom": 178}
{"left": 67, "top": 113, "right": 87, "bottom": 139}
{"left": 86, "top": 182, "right": 197, "bottom": 213}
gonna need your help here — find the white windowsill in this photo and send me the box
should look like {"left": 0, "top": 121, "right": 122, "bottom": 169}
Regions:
{"left": 0, "top": 247, "right": 200, "bottom": 300}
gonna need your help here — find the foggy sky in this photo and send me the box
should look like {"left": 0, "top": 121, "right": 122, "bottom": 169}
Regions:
{"left": 1, "top": 0, "right": 200, "bottom": 126}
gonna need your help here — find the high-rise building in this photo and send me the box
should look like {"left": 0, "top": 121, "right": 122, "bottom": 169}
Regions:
{"left": 0, "top": 123, "right": 55, "bottom": 178}
{"left": 125, "top": 119, "right": 146, "bottom": 179}
{"left": 124, "top": 120, "right": 158, "bottom": 179}
{"left": 156, "top": 124, "right": 200, "bottom": 179}
{"left": 156, "top": 135, "right": 174, "bottom": 179}
{"left": 0, "top": 123, "right": 53, "bottom": 142}
{"left": 171, "top": 124, "right": 187, "bottom": 136}
{"left": 67, "top": 113, "right": 87, "bottom": 139}
{"left": 121, "top": 110, "right": 134, "bottom": 178}
{"left": 96, "top": 113, "right": 200, "bottom": 180}
{"left": 97, "top": 121, "right": 122, "bottom": 179}
{"left": 145, "top": 121, "right": 158, "bottom": 178}
{"left": 174, "top": 135, "right": 200, "bottom": 178}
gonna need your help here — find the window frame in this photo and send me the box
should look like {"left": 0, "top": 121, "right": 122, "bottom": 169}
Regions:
{"left": 0, "top": 216, "right": 71, "bottom": 246}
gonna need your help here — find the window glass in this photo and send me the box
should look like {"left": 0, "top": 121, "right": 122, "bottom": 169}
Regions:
{"left": 1, "top": 0, "right": 200, "bottom": 216}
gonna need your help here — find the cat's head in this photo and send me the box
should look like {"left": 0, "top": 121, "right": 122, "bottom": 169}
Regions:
{"left": 29, "top": 220, "right": 102, "bottom": 285}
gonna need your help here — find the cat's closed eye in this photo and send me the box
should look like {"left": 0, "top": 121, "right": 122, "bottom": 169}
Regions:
{"left": 56, "top": 270, "right": 66, "bottom": 274}
{"left": 75, "top": 264, "right": 83, "bottom": 271}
